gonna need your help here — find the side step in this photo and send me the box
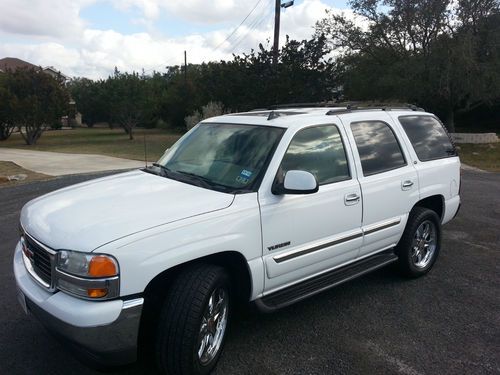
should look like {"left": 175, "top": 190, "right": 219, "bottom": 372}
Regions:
{"left": 255, "top": 250, "right": 398, "bottom": 312}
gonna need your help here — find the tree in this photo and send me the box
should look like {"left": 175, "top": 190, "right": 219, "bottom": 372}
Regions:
{"left": 68, "top": 77, "right": 109, "bottom": 127}
{"left": 105, "top": 71, "right": 151, "bottom": 140}
{"left": 315, "top": 0, "right": 500, "bottom": 131}
{"left": 6, "top": 68, "right": 69, "bottom": 145}
{"left": 194, "top": 37, "right": 337, "bottom": 112}
{"left": 0, "top": 73, "right": 15, "bottom": 140}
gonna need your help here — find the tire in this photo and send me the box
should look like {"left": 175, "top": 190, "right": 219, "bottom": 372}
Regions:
{"left": 155, "top": 264, "right": 230, "bottom": 375}
{"left": 395, "top": 207, "right": 441, "bottom": 278}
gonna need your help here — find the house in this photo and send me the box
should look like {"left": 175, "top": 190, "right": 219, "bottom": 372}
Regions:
{"left": 0, "top": 57, "right": 37, "bottom": 72}
{"left": 0, "top": 57, "right": 69, "bottom": 83}
{"left": 42, "top": 66, "right": 70, "bottom": 83}
{"left": 0, "top": 57, "right": 81, "bottom": 126}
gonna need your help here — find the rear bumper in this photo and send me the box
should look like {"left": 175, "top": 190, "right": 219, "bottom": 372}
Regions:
{"left": 13, "top": 242, "right": 143, "bottom": 367}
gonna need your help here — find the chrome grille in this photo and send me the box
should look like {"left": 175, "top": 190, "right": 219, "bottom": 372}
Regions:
{"left": 21, "top": 230, "right": 56, "bottom": 291}
{"left": 25, "top": 235, "right": 52, "bottom": 284}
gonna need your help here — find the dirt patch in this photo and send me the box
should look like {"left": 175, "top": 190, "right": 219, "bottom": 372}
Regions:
{"left": 0, "top": 161, "right": 52, "bottom": 187}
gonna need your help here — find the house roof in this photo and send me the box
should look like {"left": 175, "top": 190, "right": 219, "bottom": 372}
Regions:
{"left": 43, "top": 66, "right": 70, "bottom": 80}
{"left": 0, "top": 57, "right": 70, "bottom": 81}
{"left": 0, "top": 57, "right": 38, "bottom": 72}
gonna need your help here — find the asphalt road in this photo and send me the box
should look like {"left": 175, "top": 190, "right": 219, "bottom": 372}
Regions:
{"left": 0, "top": 170, "right": 499, "bottom": 375}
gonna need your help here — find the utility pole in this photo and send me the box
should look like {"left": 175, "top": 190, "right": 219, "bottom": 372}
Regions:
{"left": 273, "top": 1, "right": 294, "bottom": 67}
{"left": 184, "top": 50, "right": 187, "bottom": 85}
{"left": 273, "top": 0, "right": 281, "bottom": 66}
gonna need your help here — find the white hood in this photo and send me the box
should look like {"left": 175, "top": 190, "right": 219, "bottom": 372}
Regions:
{"left": 20, "top": 170, "right": 234, "bottom": 251}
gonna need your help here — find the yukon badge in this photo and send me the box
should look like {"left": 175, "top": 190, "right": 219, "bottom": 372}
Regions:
{"left": 268, "top": 241, "right": 291, "bottom": 251}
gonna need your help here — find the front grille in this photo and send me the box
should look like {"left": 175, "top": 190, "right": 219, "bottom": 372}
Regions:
{"left": 24, "top": 235, "right": 53, "bottom": 286}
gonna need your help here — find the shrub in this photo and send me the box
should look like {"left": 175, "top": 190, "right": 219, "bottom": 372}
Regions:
{"left": 185, "top": 102, "right": 228, "bottom": 131}
{"left": 156, "top": 118, "right": 170, "bottom": 130}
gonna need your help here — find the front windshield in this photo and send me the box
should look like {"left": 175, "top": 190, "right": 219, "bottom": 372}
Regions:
{"left": 156, "top": 123, "right": 285, "bottom": 192}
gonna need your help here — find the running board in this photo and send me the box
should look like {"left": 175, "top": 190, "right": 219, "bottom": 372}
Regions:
{"left": 255, "top": 250, "right": 398, "bottom": 312}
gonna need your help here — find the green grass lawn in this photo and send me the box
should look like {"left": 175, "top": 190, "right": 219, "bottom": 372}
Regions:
{"left": 0, "top": 128, "right": 183, "bottom": 161}
{"left": 1, "top": 127, "right": 498, "bottom": 173}
{"left": 457, "top": 143, "right": 500, "bottom": 172}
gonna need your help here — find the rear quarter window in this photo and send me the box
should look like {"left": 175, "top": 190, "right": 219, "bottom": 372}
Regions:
{"left": 398, "top": 115, "right": 457, "bottom": 161}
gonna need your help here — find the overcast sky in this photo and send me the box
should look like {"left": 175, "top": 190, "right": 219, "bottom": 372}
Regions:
{"left": 0, "top": 0, "right": 351, "bottom": 79}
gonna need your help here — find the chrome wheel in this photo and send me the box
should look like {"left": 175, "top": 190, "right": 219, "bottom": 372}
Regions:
{"left": 197, "top": 287, "right": 228, "bottom": 365}
{"left": 411, "top": 220, "right": 437, "bottom": 268}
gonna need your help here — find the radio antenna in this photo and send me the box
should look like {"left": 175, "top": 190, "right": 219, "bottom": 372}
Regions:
{"left": 143, "top": 129, "right": 148, "bottom": 167}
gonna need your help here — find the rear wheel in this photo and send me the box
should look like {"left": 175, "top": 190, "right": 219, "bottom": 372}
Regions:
{"left": 155, "top": 264, "right": 230, "bottom": 375}
{"left": 396, "top": 207, "right": 441, "bottom": 277}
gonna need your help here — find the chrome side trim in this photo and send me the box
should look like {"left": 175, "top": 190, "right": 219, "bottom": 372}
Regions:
{"left": 273, "top": 232, "right": 363, "bottom": 263}
{"left": 363, "top": 218, "right": 401, "bottom": 236}
{"left": 123, "top": 298, "right": 144, "bottom": 310}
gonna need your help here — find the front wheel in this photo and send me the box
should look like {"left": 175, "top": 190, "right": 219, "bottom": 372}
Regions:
{"left": 395, "top": 207, "right": 441, "bottom": 278}
{"left": 155, "top": 264, "right": 230, "bottom": 375}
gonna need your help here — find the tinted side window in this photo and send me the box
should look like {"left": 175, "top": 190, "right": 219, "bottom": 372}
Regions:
{"left": 399, "top": 115, "right": 457, "bottom": 161}
{"left": 351, "top": 121, "right": 406, "bottom": 176}
{"left": 280, "top": 125, "right": 350, "bottom": 185}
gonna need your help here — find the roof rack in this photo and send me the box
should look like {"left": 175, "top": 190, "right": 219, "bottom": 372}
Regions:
{"left": 260, "top": 101, "right": 424, "bottom": 113}
{"left": 266, "top": 102, "right": 340, "bottom": 110}
{"left": 326, "top": 103, "right": 424, "bottom": 115}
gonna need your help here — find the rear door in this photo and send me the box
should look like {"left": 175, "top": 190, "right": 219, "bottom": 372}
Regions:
{"left": 259, "top": 123, "right": 363, "bottom": 293}
{"left": 340, "top": 112, "right": 420, "bottom": 257}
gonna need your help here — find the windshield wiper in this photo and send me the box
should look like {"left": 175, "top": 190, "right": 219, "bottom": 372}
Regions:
{"left": 152, "top": 163, "right": 173, "bottom": 177}
{"left": 175, "top": 171, "right": 231, "bottom": 191}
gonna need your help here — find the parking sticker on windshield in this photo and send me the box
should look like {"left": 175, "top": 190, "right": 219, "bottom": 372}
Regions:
{"left": 240, "top": 169, "right": 253, "bottom": 178}
{"left": 236, "top": 169, "right": 253, "bottom": 184}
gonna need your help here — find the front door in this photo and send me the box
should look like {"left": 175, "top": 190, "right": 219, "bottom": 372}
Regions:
{"left": 259, "top": 124, "right": 363, "bottom": 293}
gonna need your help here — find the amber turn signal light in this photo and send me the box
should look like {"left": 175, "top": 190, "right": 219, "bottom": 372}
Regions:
{"left": 87, "top": 288, "right": 108, "bottom": 298}
{"left": 88, "top": 256, "right": 118, "bottom": 277}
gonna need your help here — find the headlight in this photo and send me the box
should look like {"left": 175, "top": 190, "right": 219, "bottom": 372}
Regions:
{"left": 55, "top": 250, "right": 119, "bottom": 300}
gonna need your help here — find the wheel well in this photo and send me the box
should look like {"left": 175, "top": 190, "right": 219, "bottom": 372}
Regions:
{"left": 143, "top": 251, "right": 252, "bottom": 304}
{"left": 414, "top": 195, "right": 444, "bottom": 220}
{"left": 137, "top": 251, "right": 252, "bottom": 359}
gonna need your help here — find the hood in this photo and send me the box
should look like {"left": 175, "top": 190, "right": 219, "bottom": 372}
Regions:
{"left": 20, "top": 170, "right": 234, "bottom": 251}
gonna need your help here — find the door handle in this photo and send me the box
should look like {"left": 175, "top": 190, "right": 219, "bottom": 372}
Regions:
{"left": 402, "top": 180, "right": 414, "bottom": 190}
{"left": 345, "top": 193, "right": 360, "bottom": 206}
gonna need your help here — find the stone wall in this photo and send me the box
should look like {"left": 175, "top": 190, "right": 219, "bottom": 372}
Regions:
{"left": 450, "top": 133, "right": 498, "bottom": 144}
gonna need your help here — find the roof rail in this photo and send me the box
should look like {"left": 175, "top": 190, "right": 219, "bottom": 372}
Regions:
{"left": 261, "top": 101, "right": 424, "bottom": 112}
{"left": 325, "top": 102, "right": 425, "bottom": 115}
{"left": 266, "top": 102, "right": 340, "bottom": 110}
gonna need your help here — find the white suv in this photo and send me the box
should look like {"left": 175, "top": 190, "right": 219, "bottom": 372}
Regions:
{"left": 14, "top": 105, "right": 461, "bottom": 374}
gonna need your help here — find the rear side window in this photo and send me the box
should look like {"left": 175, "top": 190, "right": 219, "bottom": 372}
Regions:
{"left": 279, "top": 125, "right": 350, "bottom": 185}
{"left": 399, "top": 115, "right": 457, "bottom": 161}
{"left": 351, "top": 121, "right": 406, "bottom": 176}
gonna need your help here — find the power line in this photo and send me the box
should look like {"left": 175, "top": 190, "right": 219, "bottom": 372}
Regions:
{"left": 133, "top": 0, "right": 272, "bottom": 74}
{"left": 229, "top": 2, "right": 275, "bottom": 54}
{"left": 213, "top": 0, "right": 266, "bottom": 51}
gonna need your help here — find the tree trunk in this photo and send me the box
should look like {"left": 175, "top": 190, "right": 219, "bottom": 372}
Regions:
{"left": 445, "top": 107, "right": 456, "bottom": 133}
{"left": 0, "top": 124, "right": 14, "bottom": 140}
{"left": 129, "top": 129, "right": 134, "bottom": 140}
{"left": 22, "top": 124, "right": 44, "bottom": 145}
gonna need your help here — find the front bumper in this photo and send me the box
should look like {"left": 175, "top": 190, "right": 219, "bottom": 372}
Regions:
{"left": 13, "top": 242, "right": 143, "bottom": 367}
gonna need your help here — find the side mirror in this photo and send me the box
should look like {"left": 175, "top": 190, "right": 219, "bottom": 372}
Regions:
{"left": 273, "top": 170, "right": 319, "bottom": 195}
